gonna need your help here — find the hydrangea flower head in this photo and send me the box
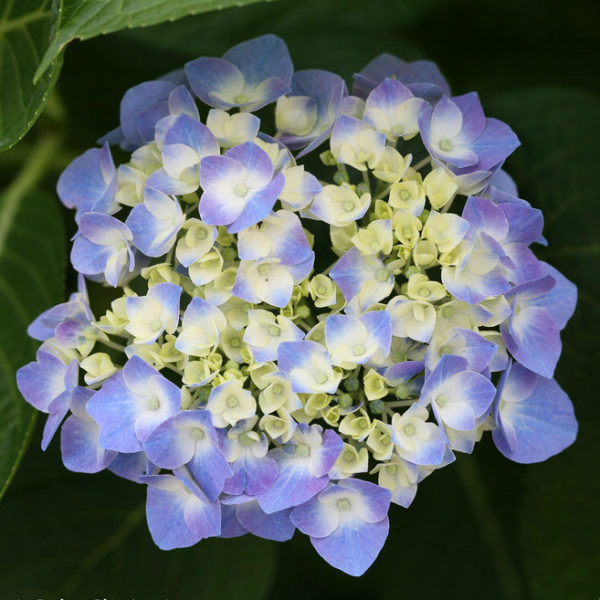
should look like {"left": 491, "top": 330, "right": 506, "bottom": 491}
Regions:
{"left": 17, "top": 35, "right": 578, "bottom": 577}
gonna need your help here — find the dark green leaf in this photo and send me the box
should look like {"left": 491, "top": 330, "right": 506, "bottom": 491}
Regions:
{"left": 488, "top": 87, "right": 600, "bottom": 600}
{"left": 35, "top": 0, "right": 275, "bottom": 81}
{"left": 0, "top": 185, "right": 66, "bottom": 499}
{"left": 0, "top": 441, "right": 276, "bottom": 598}
{"left": 0, "top": 0, "right": 63, "bottom": 149}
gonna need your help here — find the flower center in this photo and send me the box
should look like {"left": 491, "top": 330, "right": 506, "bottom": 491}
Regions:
{"left": 147, "top": 397, "right": 160, "bottom": 411}
{"left": 235, "top": 183, "right": 249, "bottom": 197}
{"left": 353, "top": 344, "right": 365, "bottom": 356}
{"left": 296, "top": 443, "right": 310, "bottom": 457}
{"left": 439, "top": 138, "right": 453, "bottom": 151}
{"left": 316, "top": 372, "right": 329, "bottom": 384}
{"left": 191, "top": 427, "right": 205, "bottom": 440}
{"left": 403, "top": 423, "right": 416, "bottom": 436}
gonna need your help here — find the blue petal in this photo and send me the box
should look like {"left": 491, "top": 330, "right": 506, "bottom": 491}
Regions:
{"left": 493, "top": 364, "right": 577, "bottom": 463}
{"left": 220, "top": 504, "right": 248, "bottom": 538}
{"left": 16, "top": 352, "right": 69, "bottom": 412}
{"left": 185, "top": 57, "right": 245, "bottom": 109}
{"left": 502, "top": 306, "right": 561, "bottom": 378}
{"left": 120, "top": 80, "right": 176, "bottom": 148}
{"left": 353, "top": 53, "right": 450, "bottom": 98}
{"left": 87, "top": 371, "right": 143, "bottom": 453}
{"left": 255, "top": 459, "right": 329, "bottom": 514}
{"left": 226, "top": 141, "right": 274, "bottom": 186}
{"left": 534, "top": 262, "right": 577, "bottom": 330}
{"left": 225, "top": 452, "right": 278, "bottom": 497}
{"left": 311, "top": 516, "right": 389, "bottom": 577}
{"left": 235, "top": 501, "right": 295, "bottom": 541}
{"left": 227, "top": 173, "right": 284, "bottom": 233}
{"left": 223, "top": 34, "right": 293, "bottom": 88}
{"left": 57, "top": 143, "right": 117, "bottom": 214}
{"left": 61, "top": 413, "right": 117, "bottom": 473}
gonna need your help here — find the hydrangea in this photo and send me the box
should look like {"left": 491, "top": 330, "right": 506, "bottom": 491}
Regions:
{"left": 17, "top": 34, "right": 578, "bottom": 576}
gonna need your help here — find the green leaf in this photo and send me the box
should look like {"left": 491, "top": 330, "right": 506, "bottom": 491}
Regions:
{"left": 35, "top": 0, "right": 275, "bottom": 82}
{"left": 0, "top": 182, "right": 66, "bottom": 500}
{"left": 488, "top": 87, "right": 600, "bottom": 599}
{"left": 0, "top": 444, "right": 276, "bottom": 597}
{"left": 0, "top": 0, "right": 63, "bottom": 149}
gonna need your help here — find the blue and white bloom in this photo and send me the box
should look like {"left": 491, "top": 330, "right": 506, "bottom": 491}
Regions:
{"left": 325, "top": 311, "right": 391, "bottom": 369}
{"left": 144, "top": 468, "right": 221, "bottom": 550}
{"left": 87, "top": 356, "right": 181, "bottom": 452}
{"left": 125, "top": 282, "right": 181, "bottom": 344}
{"left": 144, "top": 410, "right": 232, "bottom": 500}
{"left": 126, "top": 187, "right": 185, "bottom": 257}
{"left": 256, "top": 424, "right": 343, "bottom": 514}
{"left": 199, "top": 141, "right": 285, "bottom": 233}
{"left": 17, "top": 36, "right": 578, "bottom": 577}
{"left": 146, "top": 112, "right": 219, "bottom": 195}
{"left": 185, "top": 34, "right": 293, "bottom": 112}
{"left": 291, "top": 478, "right": 391, "bottom": 576}
{"left": 71, "top": 213, "right": 136, "bottom": 287}
{"left": 277, "top": 341, "right": 343, "bottom": 395}
{"left": 419, "top": 355, "right": 496, "bottom": 432}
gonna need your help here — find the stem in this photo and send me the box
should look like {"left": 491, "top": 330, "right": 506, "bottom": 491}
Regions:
{"left": 455, "top": 455, "right": 524, "bottom": 600}
{"left": 97, "top": 338, "right": 126, "bottom": 352}
{"left": 386, "top": 400, "right": 414, "bottom": 408}
{"left": 412, "top": 156, "right": 431, "bottom": 171}
{"left": 361, "top": 170, "right": 371, "bottom": 193}
{"left": 375, "top": 183, "right": 393, "bottom": 200}
{"left": 0, "top": 133, "right": 62, "bottom": 256}
{"left": 441, "top": 196, "right": 456, "bottom": 213}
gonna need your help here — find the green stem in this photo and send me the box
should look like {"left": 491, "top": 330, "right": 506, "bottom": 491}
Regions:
{"left": 412, "top": 156, "right": 431, "bottom": 171}
{"left": 455, "top": 455, "right": 524, "bottom": 600}
{"left": 0, "top": 133, "right": 62, "bottom": 257}
{"left": 97, "top": 338, "right": 126, "bottom": 353}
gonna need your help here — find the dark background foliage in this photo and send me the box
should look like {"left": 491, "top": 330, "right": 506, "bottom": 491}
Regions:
{"left": 0, "top": 0, "right": 598, "bottom": 598}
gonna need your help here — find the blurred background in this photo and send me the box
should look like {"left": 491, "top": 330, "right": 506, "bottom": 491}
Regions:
{"left": 0, "top": 0, "right": 598, "bottom": 597}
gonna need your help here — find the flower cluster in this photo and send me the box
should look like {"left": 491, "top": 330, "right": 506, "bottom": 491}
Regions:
{"left": 17, "top": 35, "right": 578, "bottom": 576}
